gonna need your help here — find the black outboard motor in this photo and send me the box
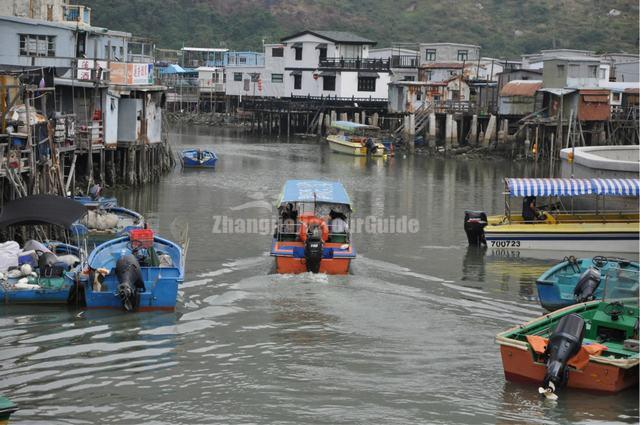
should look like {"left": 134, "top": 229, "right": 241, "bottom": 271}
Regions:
{"left": 304, "top": 225, "right": 324, "bottom": 273}
{"left": 115, "top": 254, "right": 145, "bottom": 311}
{"left": 365, "top": 137, "right": 377, "bottom": 154}
{"left": 573, "top": 267, "right": 601, "bottom": 302}
{"left": 464, "top": 211, "right": 487, "bottom": 246}
{"left": 542, "top": 314, "right": 585, "bottom": 395}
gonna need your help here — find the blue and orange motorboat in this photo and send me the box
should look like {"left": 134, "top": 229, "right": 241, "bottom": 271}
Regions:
{"left": 536, "top": 256, "right": 639, "bottom": 311}
{"left": 181, "top": 149, "right": 218, "bottom": 168}
{"left": 82, "top": 229, "right": 185, "bottom": 311}
{"left": 271, "top": 180, "right": 356, "bottom": 274}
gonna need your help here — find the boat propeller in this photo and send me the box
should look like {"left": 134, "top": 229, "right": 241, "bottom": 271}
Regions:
{"left": 538, "top": 382, "right": 558, "bottom": 401}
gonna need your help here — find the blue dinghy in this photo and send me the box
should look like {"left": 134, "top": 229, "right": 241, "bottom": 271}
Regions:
{"left": 72, "top": 206, "right": 145, "bottom": 244}
{"left": 0, "top": 195, "right": 88, "bottom": 305}
{"left": 83, "top": 229, "right": 184, "bottom": 311}
{"left": 73, "top": 184, "right": 118, "bottom": 208}
{"left": 536, "top": 256, "right": 639, "bottom": 311}
{"left": 181, "top": 149, "right": 218, "bottom": 168}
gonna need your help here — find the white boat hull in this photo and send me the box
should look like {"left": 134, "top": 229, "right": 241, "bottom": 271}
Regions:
{"left": 484, "top": 231, "right": 639, "bottom": 253}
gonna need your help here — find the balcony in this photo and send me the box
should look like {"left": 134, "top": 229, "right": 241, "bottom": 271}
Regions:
{"left": 390, "top": 55, "right": 419, "bottom": 69}
{"left": 319, "top": 58, "right": 390, "bottom": 71}
{"left": 62, "top": 4, "right": 91, "bottom": 25}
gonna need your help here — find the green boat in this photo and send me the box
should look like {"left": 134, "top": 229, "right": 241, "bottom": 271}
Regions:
{"left": 0, "top": 396, "right": 17, "bottom": 423}
{"left": 497, "top": 272, "right": 639, "bottom": 399}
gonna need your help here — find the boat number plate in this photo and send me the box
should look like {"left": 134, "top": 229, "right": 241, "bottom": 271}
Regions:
{"left": 488, "top": 240, "right": 521, "bottom": 248}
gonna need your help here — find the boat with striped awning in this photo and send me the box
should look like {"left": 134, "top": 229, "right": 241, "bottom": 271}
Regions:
{"left": 464, "top": 178, "right": 640, "bottom": 253}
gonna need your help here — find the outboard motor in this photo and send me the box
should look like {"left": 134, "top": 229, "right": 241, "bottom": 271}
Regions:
{"left": 304, "top": 225, "right": 324, "bottom": 273}
{"left": 464, "top": 211, "right": 487, "bottom": 246}
{"left": 541, "top": 314, "right": 585, "bottom": 398}
{"left": 573, "top": 267, "right": 601, "bottom": 302}
{"left": 115, "top": 254, "right": 144, "bottom": 311}
{"left": 365, "top": 137, "right": 377, "bottom": 154}
{"left": 37, "top": 251, "right": 66, "bottom": 278}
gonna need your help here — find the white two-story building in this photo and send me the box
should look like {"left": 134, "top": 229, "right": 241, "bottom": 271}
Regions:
{"left": 281, "top": 30, "right": 391, "bottom": 100}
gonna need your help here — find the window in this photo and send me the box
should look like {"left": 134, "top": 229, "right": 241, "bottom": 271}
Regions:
{"left": 19, "top": 34, "right": 55, "bottom": 57}
{"left": 568, "top": 64, "right": 579, "bottom": 77}
{"left": 425, "top": 49, "right": 436, "bottom": 61}
{"left": 223, "top": 73, "right": 227, "bottom": 83}
{"left": 612, "top": 92, "right": 621, "bottom": 102}
{"left": 272, "top": 73, "right": 283, "bottom": 83}
{"left": 323, "top": 75, "right": 335, "bottom": 91}
{"left": 295, "top": 47, "right": 302, "bottom": 61}
{"left": 293, "top": 74, "right": 302, "bottom": 90}
{"left": 599, "top": 68, "right": 606, "bottom": 79}
{"left": 457, "top": 50, "right": 468, "bottom": 61}
{"left": 233, "top": 72, "right": 242, "bottom": 81}
{"left": 272, "top": 47, "right": 284, "bottom": 57}
{"left": 402, "top": 75, "right": 415, "bottom": 81}
{"left": 250, "top": 73, "right": 260, "bottom": 82}
{"left": 556, "top": 64, "right": 565, "bottom": 77}
{"left": 425, "top": 71, "right": 433, "bottom": 81}
{"left": 588, "top": 65, "right": 598, "bottom": 78}
{"left": 358, "top": 76, "right": 376, "bottom": 92}
{"left": 318, "top": 47, "right": 327, "bottom": 61}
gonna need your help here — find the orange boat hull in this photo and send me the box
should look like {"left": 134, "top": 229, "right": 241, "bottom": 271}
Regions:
{"left": 500, "top": 345, "right": 639, "bottom": 393}
{"left": 275, "top": 256, "right": 351, "bottom": 275}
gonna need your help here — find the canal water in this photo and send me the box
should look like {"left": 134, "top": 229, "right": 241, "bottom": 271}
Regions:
{"left": 1, "top": 125, "right": 637, "bottom": 424}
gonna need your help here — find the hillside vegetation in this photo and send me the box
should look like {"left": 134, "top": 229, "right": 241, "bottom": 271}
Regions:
{"left": 85, "top": 0, "right": 639, "bottom": 57}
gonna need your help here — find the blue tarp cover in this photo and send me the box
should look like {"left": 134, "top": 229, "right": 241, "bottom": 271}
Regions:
{"left": 279, "top": 180, "right": 351, "bottom": 205}
{"left": 505, "top": 178, "right": 640, "bottom": 197}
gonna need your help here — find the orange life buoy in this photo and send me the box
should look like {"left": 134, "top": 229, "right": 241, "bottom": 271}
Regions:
{"left": 299, "top": 217, "right": 329, "bottom": 242}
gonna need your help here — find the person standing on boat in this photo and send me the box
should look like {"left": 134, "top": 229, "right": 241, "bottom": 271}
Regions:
{"left": 328, "top": 210, "right": 348, "bottom": 234}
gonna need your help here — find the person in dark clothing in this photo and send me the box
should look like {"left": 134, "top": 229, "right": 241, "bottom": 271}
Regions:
{"left": 522, "top": 196, "right": 539, "bottom": 222}
{"left": 282, "top": 203, "right": 298, "bottom": 222}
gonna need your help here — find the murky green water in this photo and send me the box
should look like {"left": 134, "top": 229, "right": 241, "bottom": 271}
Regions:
{"left": 1, "top": 125, "right": 638, "bottom": 424}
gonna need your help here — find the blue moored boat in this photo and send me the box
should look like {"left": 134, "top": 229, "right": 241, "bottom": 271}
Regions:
{"left": 0, "top": 195, "right": 88, "bottom": 306}
{"left": 181, "top": 149, "right": 218, "bottom": 168}
{"left": 72, "top": 206, "right": 145, "bottom": 244}
{"left": 73, "top": 184, "right": 118, "bottom": 208}
{"left": 83, "top": 229, "right": 184, "bottom": 311}
{"left": 536, "top": 256, "right": 639, "bottom": 311}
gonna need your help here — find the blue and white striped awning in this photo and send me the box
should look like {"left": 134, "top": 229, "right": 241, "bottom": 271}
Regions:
{"left": 505, "top": 178, "right": 640, "bottom": 197}
{"left": 591, "top": 178, "right": 640, "bottom": 196}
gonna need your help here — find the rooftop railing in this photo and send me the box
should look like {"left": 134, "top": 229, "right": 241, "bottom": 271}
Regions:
{"left": 390, "top": 55, "right": 419, "bottom": 68}
{"left": 319, "top": 57, "right": 390, "bottom": 71}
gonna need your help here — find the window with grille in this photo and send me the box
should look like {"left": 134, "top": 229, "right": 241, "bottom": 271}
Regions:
{"left": 457, "top": 50, "right": 468, "bottom": 61}
{"left": 272, "top": 73, "right": 283, "bottom": 83}
{"left": 233, "top": 72, "right": 242, "bottom": 81}
{"left": 272, "top": 47, "right": 284, "bottom": 57}
{"left": 358, "top": 77, "right": 376, "bottom": 92}
{"left": 323, "top": 76, "right": 335, "bottom": 91}
{"left": 19, "top": 34, "right": 55, "bottom": 57}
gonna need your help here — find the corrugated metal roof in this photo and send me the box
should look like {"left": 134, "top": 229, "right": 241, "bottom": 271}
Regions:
{"left": 500, "top": 80, "right": 543, "bottom": 97}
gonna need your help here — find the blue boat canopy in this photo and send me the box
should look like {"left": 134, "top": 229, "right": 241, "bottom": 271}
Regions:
{"left": 279, "top": 180, "right": 351, "bottom": 206}
{"left": 505, "top": 178, "right": 640, "bottom": 197}
{"left": 331, "top": 120, "right": 380, "bottom": 132}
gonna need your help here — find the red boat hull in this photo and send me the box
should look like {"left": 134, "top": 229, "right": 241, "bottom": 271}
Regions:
{"left": 500, "top": 345, "right": 639, "bottom": 393}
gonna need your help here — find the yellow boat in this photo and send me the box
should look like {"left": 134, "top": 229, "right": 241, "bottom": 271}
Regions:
{"left": 464, "top": 178, "right": 640, "bottom": 253}
{"left": 326, "top": 121, "right": 388, "bottom": 157}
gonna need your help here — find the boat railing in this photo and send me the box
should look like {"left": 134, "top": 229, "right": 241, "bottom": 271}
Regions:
{"left": 504, "top": 209, "right": 639, "bottom": 225}
{"left": 276, "top": 222, "right": 350, "bottom": 243}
